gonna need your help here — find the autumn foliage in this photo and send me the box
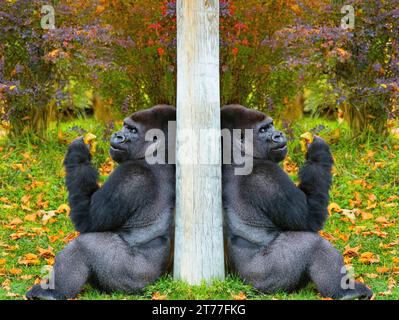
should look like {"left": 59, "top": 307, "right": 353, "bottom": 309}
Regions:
{"left": 0, "top": 0, "right": 398, "bottom": 136}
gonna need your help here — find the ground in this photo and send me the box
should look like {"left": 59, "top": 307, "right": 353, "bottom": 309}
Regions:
{"left": 0, "top": 116, "right": 398, "bottom": 300}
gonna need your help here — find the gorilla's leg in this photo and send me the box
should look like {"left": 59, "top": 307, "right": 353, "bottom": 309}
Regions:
{"left": 308, "top": 236, "right": 373, "bottom": 300}
{"left": 233, "top": 232, "right": 372, "bottom": 299}
{"left": 26, "top": 237, "right": 90, "bottom": 300}
{"left": 234, "top": 232, "right": 315, "bottom": 293}
{"left": 26, "top": 233, "right": 169, "bottom": 299}
{"left": 80, "top": 233, "right": 168, "bottom": 294}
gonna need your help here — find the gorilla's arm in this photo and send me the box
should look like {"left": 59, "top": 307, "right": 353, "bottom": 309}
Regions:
{"left": 64, "top": 138, "right": 100, "bottom": 232}
{"left": 249, "top": 138, "right": 333, "bottom": 232}
{"left": 297, "top": 136, "right": 333, "bottom": 230}
{"left": 64, "top": 139, "right": 153, "bottom": 233}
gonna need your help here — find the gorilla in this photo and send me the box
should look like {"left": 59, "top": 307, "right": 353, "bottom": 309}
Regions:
{"left": 26, "top": 105, "right": 176, "bottom": 300}
{"left": 221, "top": 104, "right": 372, "bottom": 299}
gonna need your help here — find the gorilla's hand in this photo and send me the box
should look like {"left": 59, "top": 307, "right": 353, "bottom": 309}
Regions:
{"left": 305, "top": 136, "right": 333, "bottom": 166}
{"left": 64, "top": 137, "right": 92, "bottom": 166}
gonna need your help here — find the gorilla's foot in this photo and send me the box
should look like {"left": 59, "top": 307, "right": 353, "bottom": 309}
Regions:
{"left": 26, "top": 285, "right": 65, "bottom": 300}
{"left": 337, "top": 282, "right": 373, "bottom": 300}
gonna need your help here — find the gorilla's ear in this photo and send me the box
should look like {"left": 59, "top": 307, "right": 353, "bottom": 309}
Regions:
{"left": 221, "top": 104, "right": 265, "bottom": 130}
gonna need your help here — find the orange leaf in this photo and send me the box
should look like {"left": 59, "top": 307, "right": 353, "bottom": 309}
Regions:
{"left": 151, "top": 292, "right": 167, "bottom": 300}
{"left": 232, "top": 292, "right": 247, "bottom": 300}
{"left": 56, "top": 204, "right": 70, "bottom": 215}
{"left": 11, "top": 163, "right": 25, "bottom": 172}
{"left": 18, "top": 253, "right": 40, "bottom": 265}
{"left": 360, "top": 210, "right": 373, "bottom": 220}
{"left": 48, "top": 235, "right": 59, "bottom": 243}
{"left": 368, "top": 194, "right": 377, "bottom": 202}
{"left": 343, "top": 245, "right": 361, "bottom": 258}
{"left": 8, "top": 218, "right": 23, "bottom": 225}
{"left": 319, "top": 231, "right": 337, "bottom": 242}
{"left": 24, "top": 213, "right": 37, "bottom": 222}
{"left": 359, "top": 252, "right": 380, "bottom": 264}
{"left": 21, "top": 194, "right": 31, "bottom": 205}
{"left": 376, "top": 267, "right": 390, "bottom": 274}
{"left": 95, "top": 5, "right": 106, "bottom": 15}
{"left": 38, "top": 247, "right": 55, "bottom": 259}
{"left": 9, "top": 268, "right": 22, "bottom": 275}
{"left": 328, "top": 202, "right": 342, "bottom": 215}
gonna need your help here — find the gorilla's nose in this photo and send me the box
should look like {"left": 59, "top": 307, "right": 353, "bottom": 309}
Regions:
{"left": 113, "top": 133, "right": 126, "bottom": 144}
{"left": 271, "top": 131, "right": 285, "bottom": 143}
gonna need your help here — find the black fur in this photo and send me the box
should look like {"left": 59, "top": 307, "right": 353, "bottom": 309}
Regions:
{"left": 26, "top": 105, "right": 176, "bottom": 300}
{"left": 221, "top": 104, "right": 372, "bottom": 299}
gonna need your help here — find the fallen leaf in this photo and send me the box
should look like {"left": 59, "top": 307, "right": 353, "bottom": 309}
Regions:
{"left": 38, "top": 247, "right": 55, "bottom": 259}
{"left": 360, "top": 210, "right": 373, "bottom": 220}
{"left": 376, "top": 266, "right": 390, "bottom": 274}
{"left": 6, "top": 293, "right": 19, "bottom": 297}
{"left": 21, "top": 194, "right": 31, "bottom": 205}
{"left": 359, "top": 252, "right": 380, "bottom": 264}
{"left": 375, "top": 216, "right": 389, "bottom": 224}
{"left": 36, "top": 193, "right": 49, "bottom": 209}
{"left": 42, "top": 210, "right": 56, "bottom": 223}
{"left": 368, "top": 194, "right": 377, "bottom": 202}
{"left": 151, "top": 292, "right": 167, "bottom": 300}
{"left": 328, "top": 202, "right": 342, "bottom": 215}
{"left": 9, "top": 268, "right": 23, "bottom": 275}
{"left": 48, "top": 235, "right": 59, "bottom": 243}
{"left": 56, "top": 204, "right": 70, "bottom": 215}
{"left": 24, "top": 213, "right": 37, "bottom": 222}
{"left": 11, "top": 163, "right": 25, "bottom": 172}
{"left": 18, "top": 253, "right": 40, "bottom": 266}
{"left": 388, "top": 277, "right": 397, "bottom": 290}
{"left": 319, "top": 231, "right": 337, "bottom": 242}
{"left": 2, "top": 279, "right": 11, "bottom": 291}
{"left": 232, "top": 292, "right": 247, "bottom": 300}
{"left": 62, "top": 232, "right": 79, "bottom": 244}
{"left": 341, "top": 209, "right": 356, "bottom": 222}
{"left": 9, "top": 217, "right": 23, "bottom": 225}
{"left": 343, "top": 245, "right": 361, "bottom": 258}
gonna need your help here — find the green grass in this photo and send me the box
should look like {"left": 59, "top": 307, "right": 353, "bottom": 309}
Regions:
{"left": 0, "top": 116, "right": 398, "bottom": 300}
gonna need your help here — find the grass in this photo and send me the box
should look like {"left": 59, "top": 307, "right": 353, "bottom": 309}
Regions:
{"left": 0, "top": 115, "right": 398, "bottom": 300}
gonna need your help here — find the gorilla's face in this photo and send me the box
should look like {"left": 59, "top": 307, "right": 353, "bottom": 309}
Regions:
{"left": 110, "top": 118, "right": 146, "bottom": 163}
{"left": 109, "top": 105, "right": 176, "bottom": 163}
{"left": 253, "top": 117, "right": 287, "bottom": 163}
{"left": 221, "top": 104, "right": 288, "bottom": 163}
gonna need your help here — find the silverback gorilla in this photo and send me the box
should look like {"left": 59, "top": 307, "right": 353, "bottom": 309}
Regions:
{"left": 221, "top": 104, "right": 372, "bottom": 299}
{"left": 26, "top": 105, "right": 176, "bottom": 300}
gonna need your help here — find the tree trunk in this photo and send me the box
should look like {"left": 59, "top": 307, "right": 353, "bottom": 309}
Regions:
{"left": 174, "top": 0, "right": 225, "bottom": 284}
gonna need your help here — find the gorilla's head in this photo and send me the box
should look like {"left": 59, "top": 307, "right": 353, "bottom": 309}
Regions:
{"left": 221, "top": 104, "right": 287, "bottom": 163}
{"left": 110, "top": 105, "right": 176, "bottom": 163}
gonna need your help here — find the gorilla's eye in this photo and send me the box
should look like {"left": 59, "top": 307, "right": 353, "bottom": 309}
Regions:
{"left": 259, "top": 124, "right": 272, "bottom": 133}
{"left": 128, "top": 127, "right": 138, "bottom": 134}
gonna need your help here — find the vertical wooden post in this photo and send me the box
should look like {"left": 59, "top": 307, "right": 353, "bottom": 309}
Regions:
{"left": 174, "top": 0, "right": 224, "bottom": 284}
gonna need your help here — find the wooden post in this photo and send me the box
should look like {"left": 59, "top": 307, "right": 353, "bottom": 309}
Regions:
{"left": 174, "top": 0, "right": 225, "bottom": 284}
